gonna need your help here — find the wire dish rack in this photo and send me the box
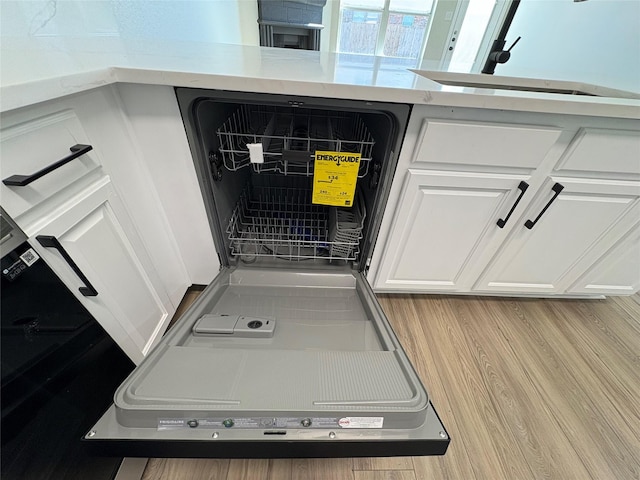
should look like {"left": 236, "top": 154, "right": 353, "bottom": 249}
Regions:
{"left": 217, "top": 105, "right": 375, "bottom": 177}
{"left": 228, "top": 184, "right": 365, "bottom": 261}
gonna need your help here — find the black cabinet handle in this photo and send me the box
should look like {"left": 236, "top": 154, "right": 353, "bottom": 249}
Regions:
{"left": 497, "top": 181, "right": 529, "bottom": 228}
{"left": 3, "top": 144, "right": 93, "bottom": 187}
{"left": 36, "top": 235, "right": 98, "bottom": 297}
{"left": 524, "top": 183, "right": 564, "bottom": 230}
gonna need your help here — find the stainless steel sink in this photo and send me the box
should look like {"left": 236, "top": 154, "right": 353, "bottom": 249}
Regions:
{"left": 411, "top": 70, "right": 640, "bottom": 99}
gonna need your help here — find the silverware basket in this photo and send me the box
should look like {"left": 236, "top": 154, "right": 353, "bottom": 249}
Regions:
{"left": 329, "top": 194, "right": 366, "bottom": 259}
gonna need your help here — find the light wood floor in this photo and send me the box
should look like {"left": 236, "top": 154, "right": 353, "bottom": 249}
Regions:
{"left": 142, "top": 292, "right": 640, "bottom": 480}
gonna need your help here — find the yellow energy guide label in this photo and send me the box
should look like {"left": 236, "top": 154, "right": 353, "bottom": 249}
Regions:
{"left": 312, "top": 151, "right": 361, "bottom": 207}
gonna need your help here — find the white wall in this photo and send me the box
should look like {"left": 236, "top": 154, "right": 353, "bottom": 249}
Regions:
{"left": 497, "top": 0, "right": 640, "bottom": 93}
{"left": 0, "top": 1, "right": 258, "bottom": 46}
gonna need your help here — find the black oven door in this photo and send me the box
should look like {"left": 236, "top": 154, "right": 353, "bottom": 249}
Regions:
{"left": 1, "top": 207, "right": 134, "bottom": 479}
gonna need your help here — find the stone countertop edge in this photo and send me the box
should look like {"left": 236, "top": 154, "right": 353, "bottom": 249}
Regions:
{"left": 1, "top": 64, "right": 640, "bottom": 119}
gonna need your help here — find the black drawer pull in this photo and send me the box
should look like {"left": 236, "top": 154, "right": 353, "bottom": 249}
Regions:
{"left": 36, "top": 235, "right": 98, "bottom": 297}
{"left": 524, "top": 183, "right": 564, "bottom": 230}
{"left": 497, "top": 181, "right": 529, "bottom": 228}
{"left": 3, "top": 144, "right": 93, "bottom": 187}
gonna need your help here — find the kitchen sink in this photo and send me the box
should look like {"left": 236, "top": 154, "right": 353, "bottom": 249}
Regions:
{"left": 411, "top": 70, "right": 640, "bottom": 99}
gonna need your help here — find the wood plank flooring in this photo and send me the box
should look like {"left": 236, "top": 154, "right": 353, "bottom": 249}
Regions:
{"left": 142, "top": 293, "right": 640, "bottom": 480}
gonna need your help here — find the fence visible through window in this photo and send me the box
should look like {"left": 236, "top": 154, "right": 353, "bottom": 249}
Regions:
{"left": 338, "top": 0, "right": 433, "bottom": 59}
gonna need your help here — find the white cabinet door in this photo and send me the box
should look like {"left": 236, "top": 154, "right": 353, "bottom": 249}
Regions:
{"left": 374, "top": 169, "right": 531, "bottom": 292}
{"left": 31, "top": 178, "right": 173, "bottom": 364}
{"left": 567, "top": 224, "right": 640, "bottom": 296}
{"left": 475, "top": 177, "right": 640, "bottom": 294}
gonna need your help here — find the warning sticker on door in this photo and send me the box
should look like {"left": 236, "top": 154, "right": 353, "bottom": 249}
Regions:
{"left": 338, "top": 417, "right": 384, "bottom": 429}
{"left": 312, "top": 151, "right": 361, "bottom": 207}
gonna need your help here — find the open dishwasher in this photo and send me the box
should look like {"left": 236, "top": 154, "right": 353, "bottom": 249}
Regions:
{"left": 86, "top": 89, "right": 449, "bottom": 458}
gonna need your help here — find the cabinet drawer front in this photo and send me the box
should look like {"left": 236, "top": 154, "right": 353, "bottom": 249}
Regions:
{"left": 412, "top": 119, "right": 561, "bottom": 170}
{"left": 1, "top": 110, "right": 102, "bottom": 222}
{"left": 555, "top": 128, "right": 640, "bottom": 177}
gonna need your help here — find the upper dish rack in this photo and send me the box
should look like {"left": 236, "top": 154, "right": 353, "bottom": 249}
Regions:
{"left": 216, "top": 105, "right": 375, "bottom": 177}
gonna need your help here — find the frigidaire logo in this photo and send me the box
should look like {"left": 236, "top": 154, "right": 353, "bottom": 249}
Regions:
{"left": 316, "top": 154, "right": 360, "bottom": 166}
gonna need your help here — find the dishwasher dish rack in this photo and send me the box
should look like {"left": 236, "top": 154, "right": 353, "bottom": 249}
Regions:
{"left": 227, "top": 185, "right": 365, "bottom": 261}
{"left": 217, "top": 105, "right": 375, "bottom": 177}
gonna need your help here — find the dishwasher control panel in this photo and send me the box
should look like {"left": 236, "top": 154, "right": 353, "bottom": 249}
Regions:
{"left": 158, "top": 416, "right": 384, "bottom": 430}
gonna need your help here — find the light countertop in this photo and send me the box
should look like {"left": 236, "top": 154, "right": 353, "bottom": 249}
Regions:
{"left": 1, "top": 37, "right": 639, "bottom": 118}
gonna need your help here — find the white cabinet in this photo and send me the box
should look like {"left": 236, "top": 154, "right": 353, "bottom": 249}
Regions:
{"left": 1, "top": 86, "right": 194, "bottom": 306}
{"left": 114, "top": 84, "right": 218, "bottom": 286}
{"left": 474, "top": 177, "right": 640, "bottom": 294}
{"left": 473, "top": 126, "right": 640, "bottom": 296}
{"left": 30, "top": 178, "right": 172, "bottom": 364}
{"left": 372, "top": 105, "right": 640, "bottom": 297}
{"left": 0, "top": 86, "right": 204, "bottom": 362}
{"left": 375, "top": 169, "right": 530, "bottom": 292}
{"left": 568, "top": 224, "right": 640, "bottom": 295}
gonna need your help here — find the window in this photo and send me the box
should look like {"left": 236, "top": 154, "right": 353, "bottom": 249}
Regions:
{"left": 338, "top": 0, "right": 434, "bottom": 59}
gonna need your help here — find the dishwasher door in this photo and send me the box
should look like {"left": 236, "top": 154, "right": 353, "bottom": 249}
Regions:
{"left": 85, "top": 266, "right": 449, "bottom": 458}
